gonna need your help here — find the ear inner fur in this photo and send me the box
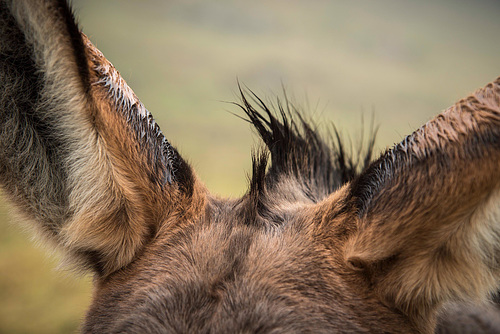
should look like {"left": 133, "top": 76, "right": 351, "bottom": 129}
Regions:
{"left": 2, "top": 1, "right": 500, "bottom": 332}
{"left": 344, "top": 78, "right": 500, "bottom": 322}
{"left": 0, "top": 0, "right": 203, "bottom": 276}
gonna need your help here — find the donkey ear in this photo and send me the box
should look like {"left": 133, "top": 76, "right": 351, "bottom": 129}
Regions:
{"left": 344, "top": 78, "right": 500, "bottom": 318}
{"left": 0, "top": 0, "right": 202, "bottom": 276}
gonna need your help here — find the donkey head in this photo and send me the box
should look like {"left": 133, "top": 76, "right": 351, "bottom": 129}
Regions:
{"left": 1, "top": 1, "right": 499, "bottom": 333}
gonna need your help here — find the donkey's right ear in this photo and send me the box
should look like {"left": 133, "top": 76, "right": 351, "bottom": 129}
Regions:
{"left": 343, "top": 77, "right": 500, "bottom": 320}
{"left": 0, "top": 0, "right": 204, "bottom": 276}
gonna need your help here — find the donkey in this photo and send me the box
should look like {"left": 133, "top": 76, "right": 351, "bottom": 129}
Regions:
{"left": 1, "top": 0, "right": 499, "bottom": 333}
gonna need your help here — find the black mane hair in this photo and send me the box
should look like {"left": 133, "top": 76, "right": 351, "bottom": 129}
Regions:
{"left": 235, "top": 85, "right": 378, "bottom": 204}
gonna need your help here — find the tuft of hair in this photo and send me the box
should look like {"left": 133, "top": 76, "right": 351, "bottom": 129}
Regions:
{"left": 235, "top": 85, "right": 377, "bottom": 204}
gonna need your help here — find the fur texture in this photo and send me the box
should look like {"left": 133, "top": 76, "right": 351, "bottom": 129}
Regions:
{"left": 0, "top": 1, "right": 499, "bottom": 333}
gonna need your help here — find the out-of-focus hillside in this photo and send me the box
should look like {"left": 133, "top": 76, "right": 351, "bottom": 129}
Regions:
{"left": 1, "top": 0, "right": 499, "bottom": 332}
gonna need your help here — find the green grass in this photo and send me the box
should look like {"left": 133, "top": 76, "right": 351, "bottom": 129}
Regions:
{"left": 1, "top": 0, "right": 499, "bottom": 332}
{"left": 0, "top": 199, "right": 91, "bottom": 334}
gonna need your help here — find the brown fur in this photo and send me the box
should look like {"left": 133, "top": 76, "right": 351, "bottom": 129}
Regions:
{"left": 345, "top": 81, "right": 500, "bottom": 323}
{"left": 0, "top": 0, "right": 499, "bottom": 333}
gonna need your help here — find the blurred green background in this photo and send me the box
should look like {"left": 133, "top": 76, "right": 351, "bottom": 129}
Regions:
{"left": 0, "top": 0, "right": 499, "bottom": 332}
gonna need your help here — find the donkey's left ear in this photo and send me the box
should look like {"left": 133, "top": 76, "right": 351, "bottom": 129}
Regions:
{"left": 0, "top": 0, "right": 203, "bottom": 276}
{"left": 343, "top": 77, "right": 500, "bottom": 320}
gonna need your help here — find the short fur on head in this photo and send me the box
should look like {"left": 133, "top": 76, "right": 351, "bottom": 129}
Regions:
{"left": 1, "top": 0, "right": 499, "bottom": 333}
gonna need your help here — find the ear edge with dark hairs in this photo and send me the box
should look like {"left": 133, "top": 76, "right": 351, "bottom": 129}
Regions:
{"left": 343, "top": 77, "right": 500, "bottom": 321}
{"left": 0, "top": 0, "right": 204, "bottom": 277}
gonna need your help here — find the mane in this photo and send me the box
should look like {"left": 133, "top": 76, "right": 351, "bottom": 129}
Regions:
{"left": 236, "top": 86, "right": 377, "bottom": 204}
